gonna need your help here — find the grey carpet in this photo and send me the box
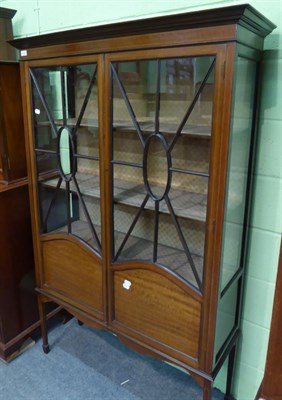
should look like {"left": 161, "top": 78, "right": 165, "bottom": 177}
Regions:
{"left": 0, "top": 319, "right": 224, "bottom": 400}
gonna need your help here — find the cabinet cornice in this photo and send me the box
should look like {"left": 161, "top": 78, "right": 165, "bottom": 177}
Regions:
{"left": 10, "top": 4, "right": 275, "bottom": 51}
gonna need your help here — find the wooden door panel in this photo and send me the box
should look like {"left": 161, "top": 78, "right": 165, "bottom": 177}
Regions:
{"left": 113, "top": 268, "right": 201, "bottom": 360}
{"left": 41, "top": 234, "right": 103, "bottom": 318}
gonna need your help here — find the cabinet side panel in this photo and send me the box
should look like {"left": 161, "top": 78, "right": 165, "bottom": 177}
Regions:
{"left": 219, "top": 56, "right": 257, "bottom": 290}
{"left": 215, "top": 53, "right": 258, "bottom": 360}
{"left": 41, "top": 236, "right": 103, "bottom": 317}
{"left": 114, "top": 268, "right": 201, "bottom": 359}
{"left": 214, "top": 280, "right": 238, "bottom": 358}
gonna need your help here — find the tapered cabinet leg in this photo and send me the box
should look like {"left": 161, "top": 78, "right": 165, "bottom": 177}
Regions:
{"left": 38, "top": 296, "right": 50, "bottom": 354}
{"left": 203, "top": 381, "right": 212, "bottom": 400}
{"left": 224, "top": 345, "right": 236, "bottom": 400}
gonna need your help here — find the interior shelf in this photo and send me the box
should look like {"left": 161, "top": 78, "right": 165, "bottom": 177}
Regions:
{"left": 113, "top": 176, "right": 207, "bottom": 222}
{"left": 42, "top": 172, "right": 207, "bottom": 222}
{"left": 35, "top": 118, "right": 211, "bottom": 139}
{"left": 113, "top": 120, "right": 211, "bottom": 139}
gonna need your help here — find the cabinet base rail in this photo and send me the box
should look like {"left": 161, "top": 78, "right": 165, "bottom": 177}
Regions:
{"left": 37, "top": 291, "right": 238, "bottom": 400}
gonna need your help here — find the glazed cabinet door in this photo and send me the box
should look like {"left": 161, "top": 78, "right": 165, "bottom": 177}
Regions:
{"left": 27, "top": 57, "right": 105, "bottom": 322}
{"left": 105, "top": 46, "right": 226, "bottom": 367}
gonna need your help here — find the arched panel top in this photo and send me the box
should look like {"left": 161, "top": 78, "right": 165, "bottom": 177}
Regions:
{"left": 111, "top": 260, "right": 203, "bottom": 302}
{"left": 40, "top": 232, "right": 101, "bottom": 261}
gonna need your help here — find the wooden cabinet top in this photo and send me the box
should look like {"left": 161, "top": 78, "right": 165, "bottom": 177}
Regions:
{"left": 10, "top": 4, "right": 275, "bottom": 53}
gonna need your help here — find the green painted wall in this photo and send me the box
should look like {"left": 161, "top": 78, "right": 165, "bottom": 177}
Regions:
{"left": 1, "top": 0, "right": 281, "bottom": 399}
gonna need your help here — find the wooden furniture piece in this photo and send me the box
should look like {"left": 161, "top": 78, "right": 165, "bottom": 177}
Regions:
{"left": 0, "top": 62, "right": 27, "bottom": 183}
{"left": 0, "top": 7, "right": 25, "bottom": 183}
{"left": 0, "top": 7, "right": 17, "bottom": 61}
{"left": 0, "top": 59, "right": 39, "bottom": 360}
{"left": 257, "top": 238, "right": 282, "bottom": 400}
{"left": 0, "top": 7, "right": 39, "bottom": 361}
{"left": 0, "top": 181, "right": 37, "bottom": 361}
{"left": 0, "top": 9, "right": 59, "bottom": 362}
{"left": 11, "top": 4, "right": 275, "bottom": 398}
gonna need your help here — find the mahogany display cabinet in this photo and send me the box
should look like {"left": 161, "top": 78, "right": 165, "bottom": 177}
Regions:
{"left": 11, "top": 4, "right": 275, "bottom": 399}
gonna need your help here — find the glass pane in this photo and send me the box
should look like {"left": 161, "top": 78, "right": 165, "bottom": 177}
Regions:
{"left": 31, "top": 67, "right": 64, "bottom": 135}
{"left": 71, "top": 64, "right": 99, "bottom": 158}
{"left": 113, "top": 164, "right": 150, "bottom": 258}
{"left": 37, "top": 175, "right": 71, "bottom": 234}
{"left": 34, "top": 125, "right": 57, "bottom": 151}
{"left": 157, "top": 212, "right": 205, "bottom": 286}
{"left": 71, "top": 64, "right": 98, "bottom": 125}
{"left": 171, "top": 136, "right": 210, "bottom": 174}
{"left": 215, "top": 280, "right": 238, "bottom": 358}
{"left": 113, "top": 60, "right": 156, "bottom": 125}
{"left": 76, "top": 125, "right": 99, "bottom": 158}
{"left": 112, "top": 62, "right": 145, "bottom": 165}
{"left": 31, "top": 62, "right": 101, "bottom": 254}
{"left": 159, "top": 57, "right": 214, "bottom": 143}
{"left": 220, "top": 57, "right": 257, "bottom": 289}
{"left": 113, "top": 126, "right": 143, "bottom": 164}
{"left": 36, "top": 151, "right": 57, "bottom": 175}
{"left": 31, "top": 64, "right": 98, "bottom": 146}
{"left": 111, "top": 55, "right": 214, "bottom": 291}
{"left": 114, "top": 204, "right": 154, "bottom": 262}
{"left": 113, "top": 164, "right": 145, "bottom": 209}
{"left": 31, "top": 67, "right": 59, "bottom": 151}
{"left": 170, "top": 173, "right": 208, "bottom": 221}
{"left": 59, "top": 196, "right": 101, "bottom": 250}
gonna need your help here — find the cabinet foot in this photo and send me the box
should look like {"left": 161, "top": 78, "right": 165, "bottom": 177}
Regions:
{"left": 38, "top": 296, "right": 50, "bottom": 354}
{"left": 42, "top": 343, "right": 50, "bottom": 354}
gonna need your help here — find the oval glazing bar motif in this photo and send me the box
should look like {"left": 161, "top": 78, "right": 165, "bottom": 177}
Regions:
{"left": 143, "top": 133, "right": 172, "bottom": 202}
{"left": 111, "top": 57, "right": 216, "bottom": 292}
